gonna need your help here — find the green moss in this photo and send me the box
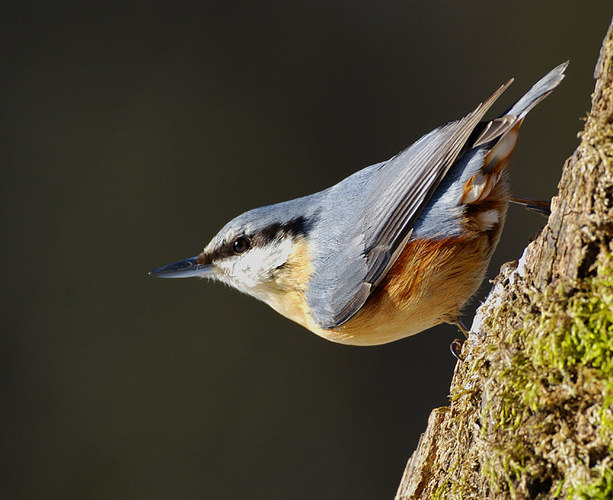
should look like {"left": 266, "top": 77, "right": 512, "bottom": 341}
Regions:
{"left": 426, "top": 255, "right": 613, "bottom": 499}
{"left": 570, "top": 465, "right": 613, "bottom": 499}
{"left": 476, "top": 258, "right": 613, "bottom": 498}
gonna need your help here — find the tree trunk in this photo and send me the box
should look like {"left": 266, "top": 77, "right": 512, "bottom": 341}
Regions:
{"left": 396, "top": 17, "right": 613, "bottom": 500}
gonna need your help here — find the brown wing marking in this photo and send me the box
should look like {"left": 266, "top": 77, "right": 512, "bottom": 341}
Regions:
{"left": 461, "top": 120, "right": 522, "bottom": 205}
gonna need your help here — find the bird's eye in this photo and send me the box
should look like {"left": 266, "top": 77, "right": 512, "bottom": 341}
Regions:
{"left": 232, "top": 236, "right": 251, "bottom": 254}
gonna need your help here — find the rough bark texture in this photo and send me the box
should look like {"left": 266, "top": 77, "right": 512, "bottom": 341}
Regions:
{"left": 396, "top": 17, "right": 613, "bottom": 500}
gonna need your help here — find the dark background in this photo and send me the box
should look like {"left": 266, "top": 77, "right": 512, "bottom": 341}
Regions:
{"left": 3, "top": 2, "right": 611, "bottom": 499}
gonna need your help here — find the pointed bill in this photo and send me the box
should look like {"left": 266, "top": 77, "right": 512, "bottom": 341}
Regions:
{"left": 149, "top": 256, "right": 212, "bottom": 278}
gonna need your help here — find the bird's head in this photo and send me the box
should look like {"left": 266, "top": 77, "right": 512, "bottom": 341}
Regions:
{"left": 149, "top": 205, "right": 315, "bottom": 307}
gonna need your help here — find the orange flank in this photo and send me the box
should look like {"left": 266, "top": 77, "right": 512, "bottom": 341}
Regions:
{"left": 263, "top": 227, "right": 505, "bottom": 346}
{"left": 322, "top": 233, "right": 497, "bottom": 345}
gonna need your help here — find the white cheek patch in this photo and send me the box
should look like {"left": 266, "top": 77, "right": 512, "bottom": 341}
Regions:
{"left": 214, "top": 238, "right": 294, "bottom": 296}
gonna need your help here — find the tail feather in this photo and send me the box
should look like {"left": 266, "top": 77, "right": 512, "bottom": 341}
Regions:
{"left": 462, "top": 63, "right": 567, "bottom": 206}
{"left": 473, "top": 62, "right": 567, "bottom": 148}
{"left": 505, "top": 61, "right": 568, "bottom": 118}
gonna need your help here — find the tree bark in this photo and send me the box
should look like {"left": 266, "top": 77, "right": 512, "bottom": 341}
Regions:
{"left": 396, "top": 17, "right": 613, "bottom": 500}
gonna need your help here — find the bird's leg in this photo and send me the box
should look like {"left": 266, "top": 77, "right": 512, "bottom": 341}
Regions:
{"left": 454, "top": 316, "right": 470, "bottom": 337}
{"left": 509, "top": 196, "right": 551, "bottom": 216}
{"left": 448, "top": 316, "right": 470, "bottom": 360}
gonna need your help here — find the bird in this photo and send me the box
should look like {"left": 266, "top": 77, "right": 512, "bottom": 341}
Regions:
{"left": 150, "top": 62, "right": 566, "bottom": 346}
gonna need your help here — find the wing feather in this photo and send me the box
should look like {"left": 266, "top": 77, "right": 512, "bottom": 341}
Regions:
{"left": 306, "top": 64, "right": 566, "bottom": 330}
{"left": 306, "top": 81, "right": 514, "bottom": 329}
{"left": 328, "top": 81, "right": 512, "bottom": 326}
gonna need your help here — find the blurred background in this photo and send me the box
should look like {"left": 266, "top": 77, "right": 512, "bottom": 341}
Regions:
{"left": 3, "top": 2, "right": 611, "bottom": 498}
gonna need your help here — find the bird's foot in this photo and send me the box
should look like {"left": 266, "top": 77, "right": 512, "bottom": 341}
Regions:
{"left": 450, "top": 338, "right": 465, "bottom": 360}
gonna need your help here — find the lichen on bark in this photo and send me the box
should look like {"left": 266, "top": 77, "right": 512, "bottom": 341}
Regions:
{"left": 396, "top": 16, "right": 613, "bottom": 500}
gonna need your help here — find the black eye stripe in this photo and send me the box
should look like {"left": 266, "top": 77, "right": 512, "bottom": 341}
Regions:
{"left": 201, "top": 216, "right": 315, "bottom": 264}
{"left": 250, "top": 216, "right": 312, "bottom": 246}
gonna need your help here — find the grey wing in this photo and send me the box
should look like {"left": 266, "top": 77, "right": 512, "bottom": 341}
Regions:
{"left": 308, "top": 80, "right": 513, "bottom": 329}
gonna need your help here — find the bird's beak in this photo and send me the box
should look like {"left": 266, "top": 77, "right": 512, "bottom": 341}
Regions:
{"left": 149, "top": 256, "right": 212, "bottom": 278}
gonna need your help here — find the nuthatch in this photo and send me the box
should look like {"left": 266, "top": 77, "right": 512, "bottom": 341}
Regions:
{"left": 150, "top": 63, "right": 566, "bottom": 346}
